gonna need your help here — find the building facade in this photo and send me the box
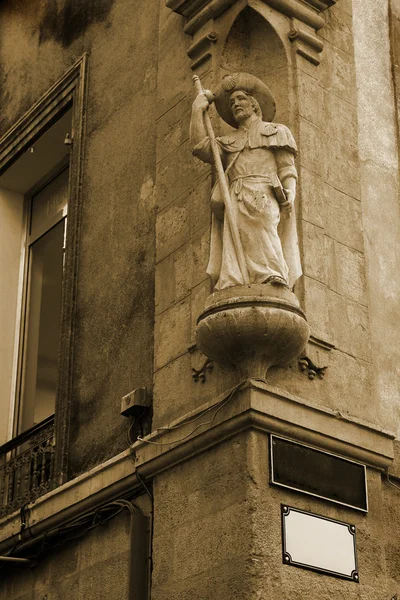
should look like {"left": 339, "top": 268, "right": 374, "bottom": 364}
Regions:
{"left": 0, "top": 0, "right": 400, "bottom": 598}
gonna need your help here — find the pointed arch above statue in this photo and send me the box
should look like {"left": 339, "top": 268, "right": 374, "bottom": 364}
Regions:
{"left": 166, "top": 0, "right": 337, "bottom": 67}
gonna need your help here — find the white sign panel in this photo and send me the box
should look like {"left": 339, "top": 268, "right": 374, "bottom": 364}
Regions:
{"left": 282, "top": 506, "right": 358, "bottom": 582}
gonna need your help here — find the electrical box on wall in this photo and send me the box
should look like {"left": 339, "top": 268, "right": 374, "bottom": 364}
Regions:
{"left": 120, "top": 387, "right": 151, "bottom": 417}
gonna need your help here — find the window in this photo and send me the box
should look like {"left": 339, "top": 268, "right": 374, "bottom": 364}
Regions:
{"left": 18, "top": 166, "right": 69, "bottom": 434}
{"left": 0, "top": 58, "right": 87, "bottom": 510}
{"left": 0, "top": 110, "right": 72, "bottom": 439}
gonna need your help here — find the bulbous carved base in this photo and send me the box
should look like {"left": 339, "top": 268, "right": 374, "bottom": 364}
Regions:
{"left": 196, "top": 284, "right": 310, "bottom": 379}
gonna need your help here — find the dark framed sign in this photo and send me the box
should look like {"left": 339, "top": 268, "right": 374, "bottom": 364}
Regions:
{"left": 270, "top": 435, "right": 368, "bottom": 512}
{"left": 281, "top": 505, "right": 359, "bottom": 582}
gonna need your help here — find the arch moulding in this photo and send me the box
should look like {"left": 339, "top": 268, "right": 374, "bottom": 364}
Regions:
{"left": 166, "top": 0, "right": 337, "bottom": 68}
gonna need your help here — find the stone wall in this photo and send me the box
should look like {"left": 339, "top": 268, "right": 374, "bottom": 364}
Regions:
{"left": 0, "top": 511, "right": 131, "bottom": 600}
{"left": 267, "top": 0, "right": 374, "bottom": 423}
{"left": 152, "top": 429, "right": 399, "bottom": 599}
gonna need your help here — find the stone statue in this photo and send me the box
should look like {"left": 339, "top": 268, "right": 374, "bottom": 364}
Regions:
{"left": 190, "top": 72, "right": 302, "bottom": 292}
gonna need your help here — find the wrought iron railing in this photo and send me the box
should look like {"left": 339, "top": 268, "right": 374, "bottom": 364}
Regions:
{"left": 0, "top": 415, "right": 55, "bottom": 518}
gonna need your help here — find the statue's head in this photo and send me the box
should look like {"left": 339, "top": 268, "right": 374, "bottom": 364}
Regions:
{"left": 214, "top": 72, "right": 275, "bottom": 129}
{"left": 229, "top": 90, "right": 262, "bottom": 124}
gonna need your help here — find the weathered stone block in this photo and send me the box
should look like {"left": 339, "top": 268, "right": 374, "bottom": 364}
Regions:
{"left": 299, "top": 118, "right": 324, "bottom": 175}
{"left": 326, "top": 238, "right": 367, "bottom": 305}
{"left": 324, "top": 135, "right": 360, "bottom": 199}
{"left": 157, "top": 502, "right": 252, "bottom": 582}
{"left": 155, "top": 299, "right": 191, "bottom": 370}
{"left": 324, "top": 185, "right": 363, "bottom": 251}
{"left": 156, "top": 96, "right": 191, "bottom": 165}
{"left": 319, "top": 42, "right": 357, "bottom": 106}
{"left": 157, "top": 3, "right": 191, "bottom": 118}
{"left": 296, "top": 55, "right": 321, "bottom": 81}
{"left": 324, "top": 349, "right": 373, "bottom": 419}
{"left": 323, "top": 90, "right": 358, "bottom": 146}
{"left": 266, "top": 357, "right": 325, "bottom": 409}
{"left": 152, "top": 349, "right": 237, "bottom": 429}
{"left": 297, "top": 70, "right": 324, "bottom": 128}
{"left": 189, "top": 172, "right": 212, "bottom": 235}
{"left": 302, "top": 221, "right": 327, "bottom": 284}
{"left": 151, "top": 558, "right": 254, "bottom": 600}
{"left": 174, "top": 242, "right": 194, "bottom": 300}
{"left": 354, "top": 0, "right": 399, "bottom": 167}
{"left": 156, "top": 140, "right": 209, "bottom": 211}
{"left": 77, "top": 553, "right": 129, "bottom": 600}
{"left": 303, "top": 275, "right": 330, "bottom": 341}
{"left": 327, "top": 289, "right": 371, "bottom": 361}
{"left": 70, "top": 96, "right": 156, "bottom": 475}
{"left": 339, "top": 0, "right": 353, "bottom": 16}
{"left": 190, "top": 279, "right": 211, "bottom": 332}
{"left": 153, "top": 353, "right": 193, "bottom": 427}
{"left": 155, "top": 254, "right": 175, "bottom": 315}
{"left": 156, "top": 196, "right": 190, "bottom": 262}
{"left": 153, "top": 434, "right": 250, "bottom": 526}
{"left": 156, "top": 242, "right": 196, "bottom": 315}
{"left": 78, "top": 513, "right": 130, "bottom": 570}
{"left": 264, "top": 66, "right": 290, "bottom": 125}
{"left": 300, "top": 167, "right": 325, "bottom": 228}
{"left": 320, "top": 3, "right": 354, "bottom": 55}
{"left": 192, "top": 226, "right": 210, "bottom": 288}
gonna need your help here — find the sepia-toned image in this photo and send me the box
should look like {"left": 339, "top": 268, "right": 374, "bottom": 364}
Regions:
{"left": 0, "top": 0, "right": 400, "bottom": 598}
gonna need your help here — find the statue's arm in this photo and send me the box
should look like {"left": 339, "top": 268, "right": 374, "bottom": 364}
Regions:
{"left": 190, "top": 93, "right": 224, "bottom": 164}
{"left": 275, "top": 148, "right": 298, "bottom": 212}
{"left": 190, "top": 93, "right": 209, "bottom": 147}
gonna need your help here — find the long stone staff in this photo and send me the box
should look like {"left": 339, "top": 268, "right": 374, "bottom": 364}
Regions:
{"left": 192, "top": 75, "right": 250, "bottom": 284}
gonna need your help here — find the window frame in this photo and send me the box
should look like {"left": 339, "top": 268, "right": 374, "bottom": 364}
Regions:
{"left": 15, "top": 162, "right": 69, "bottom": 437}
{"left": 0, "top": 55, "right": 88, "bottom": 486}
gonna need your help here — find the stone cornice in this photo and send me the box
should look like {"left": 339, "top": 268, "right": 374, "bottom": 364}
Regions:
{"left": 0, "top": 449, "right": 144, "bottom": 552}
{"left": 0, "top": 379, "right": 394, "bottom": 550}
{"left": 133, "top": 380, "right": 394, "bottom": 479}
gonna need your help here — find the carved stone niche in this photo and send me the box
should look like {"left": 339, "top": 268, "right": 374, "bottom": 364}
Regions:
{"left": 166, "top": 0, "right": 337, "bottom": 68}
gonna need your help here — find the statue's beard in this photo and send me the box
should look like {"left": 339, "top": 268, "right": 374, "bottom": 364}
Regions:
{"left": 233, "top": 106, "right": 254, "bottom": 123}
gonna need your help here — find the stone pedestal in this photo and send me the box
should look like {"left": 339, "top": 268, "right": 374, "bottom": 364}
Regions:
{"left": 196, "top": 284, "right": 309, "bottom": 379}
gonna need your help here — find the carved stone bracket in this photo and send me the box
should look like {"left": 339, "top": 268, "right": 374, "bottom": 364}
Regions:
{"left": 192, "top": 358, "right": 214, "bottom": 382}
{"left": 298, "top": 355, "right": 327, "bottom": 380}
{"left": 188, "top": 343, "right": 214, "bottom": 382}
{"left": 298, "top": 334, "right": 334, "bottom": 380}
{"left": 166, "top": 0, "right": 337, "bottom": 67}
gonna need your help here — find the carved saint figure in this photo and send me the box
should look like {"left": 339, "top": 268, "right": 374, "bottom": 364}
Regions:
{"left": 190, "top": 72, "right": 302, "bottom": 291}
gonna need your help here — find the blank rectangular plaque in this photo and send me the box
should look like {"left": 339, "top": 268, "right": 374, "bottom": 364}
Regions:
{"left": 271, "top": 436, "right": 368, "bottom": 512}
{"left": 281, "top": 505, "right": 359, "bottom": 582}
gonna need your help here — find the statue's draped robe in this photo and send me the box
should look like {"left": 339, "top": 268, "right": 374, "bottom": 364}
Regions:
{"left": 193, "top": 119, "right": 302, "bottom": 290}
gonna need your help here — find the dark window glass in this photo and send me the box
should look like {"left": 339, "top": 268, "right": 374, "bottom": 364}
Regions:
{"left": 18, "top": 169, "right": 68, "bottom": 433}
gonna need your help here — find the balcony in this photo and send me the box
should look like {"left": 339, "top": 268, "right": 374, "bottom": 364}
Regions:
{"left": 0, "top": 415, "right": 55, "bottom": 518}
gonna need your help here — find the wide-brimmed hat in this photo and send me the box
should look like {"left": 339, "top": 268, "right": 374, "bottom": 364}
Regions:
{"left": 214, "top": 72, "right": 276, "bottom": 128}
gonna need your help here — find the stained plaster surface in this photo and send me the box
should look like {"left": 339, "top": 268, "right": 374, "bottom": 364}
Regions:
{"left": 0, "top": 0, "right": 159, "bottom": 476}
{"left": 353, "top": 0, "right": 400, "bottom": 437}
